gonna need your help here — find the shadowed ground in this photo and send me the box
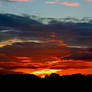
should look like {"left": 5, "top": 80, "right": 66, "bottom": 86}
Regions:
{"left": 0, "top": 73, "right": 92, "bottom": 81}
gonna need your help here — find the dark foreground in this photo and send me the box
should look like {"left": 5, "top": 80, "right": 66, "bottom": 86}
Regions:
{"left": 0, "top": 73, "right": 92, "bottom": 81}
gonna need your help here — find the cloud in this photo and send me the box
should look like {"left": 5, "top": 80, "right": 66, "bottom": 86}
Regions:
{"left": 0, "top": 51, "right": 91, "bottom": 76}
{"left": 61, "top": 2, "right": 80, "bottom": 7}
{"left": 87, "top": 0, "right": 92, "bottom": 2}
{"left": 45, "top": 0, "right": 59, "bottom": 4}
{"left": 45, "top": 0, "right": 80, "bottom": 7}
{"left": 0, "top": 14, "right": 92, "bottom": 75}
{"left": 1, "top": 14, "right": 92, "bottom": 48}
{"left": 5, "top": 0, "right": 31, "bottom": 2}
{"left": 64, "top": 52, "right": 92, "bottom": 61}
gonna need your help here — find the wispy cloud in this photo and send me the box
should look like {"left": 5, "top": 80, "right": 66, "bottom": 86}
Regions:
{"left": 4, "top": 0, "right": 32, "bottom": 2}
{"left": 45, "top": 0, "right": 80, "bottom": 7}
{"left": 61, "top": 1, "right": 80, "bottom": 7}
{"left": 45, "top": 0, "right": 59, "bottom": 4}
{"left": 87, "top": 0, "right": 92, "bottom": 2}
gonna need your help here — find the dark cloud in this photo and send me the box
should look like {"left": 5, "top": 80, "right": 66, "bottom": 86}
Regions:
{"left": 50, "top": 64, "right": 91, "bottom": 70}
{"left": 0, "top": 13, "right": 92, "bottom": 74}
{"left": 64, "top": 53, "right": 92, "bottom": 61}
{"left": 0, "top": 13, "right": 92, "bottom": 47}
{"left": 0, "top": 42, "right": 70, "bottom": 58}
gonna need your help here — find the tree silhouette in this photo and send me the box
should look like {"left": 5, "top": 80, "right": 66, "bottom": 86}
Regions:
{"left": 0, "top": 73, "right": 92, "bottom": 81}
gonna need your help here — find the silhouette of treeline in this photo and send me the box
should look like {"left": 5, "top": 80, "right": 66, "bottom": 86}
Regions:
{"left": 0, "top": 73, "right": 92, "bottom": 81}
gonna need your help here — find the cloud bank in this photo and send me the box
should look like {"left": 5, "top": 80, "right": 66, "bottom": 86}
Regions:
{"left": 0, "top": 14, "right": 92, "bottom": 76}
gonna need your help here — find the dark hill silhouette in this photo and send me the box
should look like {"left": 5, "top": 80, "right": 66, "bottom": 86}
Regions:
{"left": 0, "top": 73, "right": 92, "bottom": 81}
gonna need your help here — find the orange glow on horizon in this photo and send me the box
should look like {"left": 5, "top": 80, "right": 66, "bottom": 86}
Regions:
{"left": 31, "top": 69, "right": 62, "bottom": 77}
{"left": 10, "top": 56, "right": 92, "bottom": 78}
{"left": 12, "top": 67, "right": 92, "bottom": 78}
{"left": 0, "top": 55, "right": 92, "bottom": 78}
{"left": 12, "top": 68, "right": 62, "bottom": 78}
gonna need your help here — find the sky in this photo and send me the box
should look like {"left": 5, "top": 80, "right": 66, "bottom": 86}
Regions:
{"left": 0, "top": 0, "right": 92, "bottom": 18}
{"left": 0, "top": 0, "right": 92, "bottom": 78}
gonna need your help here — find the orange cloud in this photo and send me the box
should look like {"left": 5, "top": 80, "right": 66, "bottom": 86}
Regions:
{"left": 0, "top": 53, "right": 92, "bottom": 78}
{"left": 0, "top": 43, "right": 12, "bottom": 47}
{"left": 61, "top": 2, "right": 80, "bottom": 7}
{"left": 45, "top": 0, "right": 59, "bottom": 4}
{"left": 45, "top": 0, "right": 80, "bottom": 7}
{"left": 58, "top": 68, "right": 92, "bottom": 76}
{"left": 87, "top": 0, "right": 92, "bottom": 1}
{"left": 12, "top": 60, "right": 92, "bottom": 78}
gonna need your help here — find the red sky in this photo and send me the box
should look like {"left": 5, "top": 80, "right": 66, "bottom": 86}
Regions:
{"left": 0, "top": 14, "right": 92, "bottom": 78}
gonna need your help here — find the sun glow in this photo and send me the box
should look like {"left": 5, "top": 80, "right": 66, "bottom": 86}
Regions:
{"left": 31, "top": 69, "right": 62, "bottom": 77}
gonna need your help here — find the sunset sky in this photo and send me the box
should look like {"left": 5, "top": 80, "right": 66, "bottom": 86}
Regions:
{"left": 0, "top": 0, "right": 92, "bottom": 77}
{"left": 0, "top": 0, "right": 92, "bottom": 18}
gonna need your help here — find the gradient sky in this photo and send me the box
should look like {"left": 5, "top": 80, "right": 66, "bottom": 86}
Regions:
{"left": 0, "top": 0, "right": 92, "bottom": 18}
{"left": 0, "top": 0, "right": 92, "bottom": 77}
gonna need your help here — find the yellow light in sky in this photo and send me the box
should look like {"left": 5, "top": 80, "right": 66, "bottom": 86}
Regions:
{"left": 32, "top": 69, "right": 61, "bottom": 75}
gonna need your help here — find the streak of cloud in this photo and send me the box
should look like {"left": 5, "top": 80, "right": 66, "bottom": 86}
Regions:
{"left": 45, "top": 0, "right": 59, "bottom": 4}
{"left": 87, "top": 0, "right": 92, "bottom": 1}
{"left": 9, "top": 0, "right": 29, "bottom": 1}
{"left": 61, "top": 1, "right": 80, "bottom": 7}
